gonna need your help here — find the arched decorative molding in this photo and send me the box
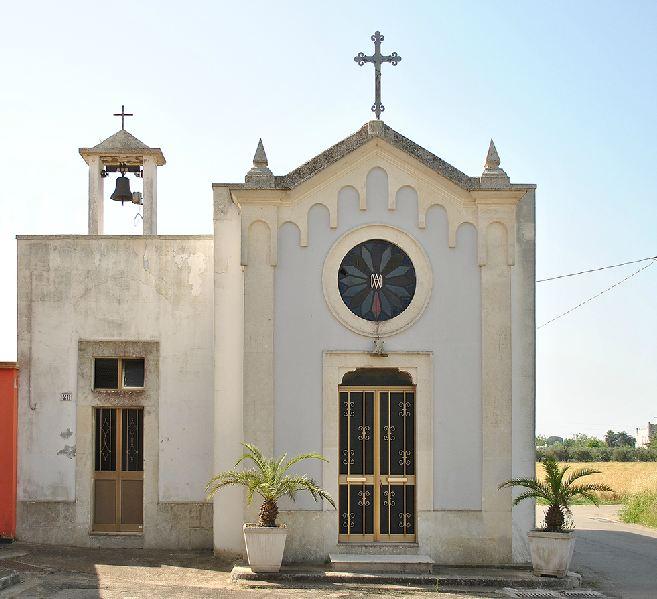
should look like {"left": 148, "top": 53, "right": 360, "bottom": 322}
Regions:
{"left": 245, "top": 219, "right": 273, "bottom": 266}
{"left": 274, "top": 144, "right": 473, "bottom": 254}
{"left": 278, "top": 220, "right": 302, "bottom": 249}
{"left": 337, "top": 185, "right": 360, "bottom": 226}
{"left": 476, "top": 205, "right": 515, "bottom": 267}
{"left": 303, "top": 202, "right": 331, "bottom": 248}
{"left": 393, "top": 184, "right": 418, "bottom": 213}
{"left": 454, "top": 220, "right": 479, "bottom": 249}
{"left": 322, "top": 224, "right": 432, "bottom": 338}
{"left": 236, "top": 142, "right": 522, "bottom": 268}
{"left": 365, "top": 166, "right": 388, "bottom": 212}
{"left": 242, "top": 207, "right": 277, "bottom": 266}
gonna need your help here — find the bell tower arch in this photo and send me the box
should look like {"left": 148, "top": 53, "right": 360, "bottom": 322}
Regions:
{"left": 79, "top": 107, "right": 166, "bottom": 235}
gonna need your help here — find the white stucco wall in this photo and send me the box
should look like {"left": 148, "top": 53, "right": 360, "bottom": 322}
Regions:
{"left": 17, "top": 235, "right": 214, "bottom": 504}
{"left": 274, "top": 166, "right": 482, "bottom": 511}
{"left": 511, "top": 190, "right": 536, "bottom": 561}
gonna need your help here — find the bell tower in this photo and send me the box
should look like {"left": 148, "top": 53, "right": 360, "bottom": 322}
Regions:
{"left": 79, "top": 106, "right": 166, "bottom": 235}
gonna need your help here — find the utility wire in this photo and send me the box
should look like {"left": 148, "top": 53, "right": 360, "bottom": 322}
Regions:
{"left": 537, "top": 259, "right": 656, "bottom": 329}
{"left": 537, "top": 255, "right": 657, "bottom": 282}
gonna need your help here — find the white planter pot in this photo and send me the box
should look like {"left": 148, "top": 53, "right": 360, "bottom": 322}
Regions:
{"left": 527, "top": 530, "right": 575, "bottom": 578}
{"left": 243, "top": 524, "right": 288, "bottom": 573}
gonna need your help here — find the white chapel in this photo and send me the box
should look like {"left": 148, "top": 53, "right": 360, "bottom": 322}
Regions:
{"left": 17, "top": 89, "right": 536, "bottom": 564}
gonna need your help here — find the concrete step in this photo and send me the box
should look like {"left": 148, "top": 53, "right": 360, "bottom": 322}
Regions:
{"left": 232, "top": 565, "right": 582, "bottom": 590}
{"left": 329, "top": 553, "right": 434, "bottom": 573}
{"left": 329, "top": 543, "right": 420, "bottom": 556}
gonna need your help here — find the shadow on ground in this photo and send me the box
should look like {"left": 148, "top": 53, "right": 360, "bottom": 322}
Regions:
{"left": 1, "top": 543, "right": 236, "bottom": 598}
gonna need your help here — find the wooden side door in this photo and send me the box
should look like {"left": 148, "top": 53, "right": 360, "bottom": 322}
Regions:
{"left": 93, "top": 407, "right": 143, "bottom": 532}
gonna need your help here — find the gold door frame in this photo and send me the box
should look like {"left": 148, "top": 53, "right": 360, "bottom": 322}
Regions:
{"left": 92, "top": 407, "right": 144, "bottom": 533}
{"left": 338, "top": 385, "right": 416, "bottom": 543}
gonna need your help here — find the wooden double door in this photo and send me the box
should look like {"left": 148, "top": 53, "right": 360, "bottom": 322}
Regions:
{"left": 93, "top": 407, "right": 144, "bottom": 532}
{"left": 338, "top": 386, "right": 416, "bottom": 542}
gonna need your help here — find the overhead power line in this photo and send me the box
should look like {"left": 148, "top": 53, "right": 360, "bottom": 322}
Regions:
{"left": 537, "top": 259, "right": 656, "bottom": 329}
{"left": 537, "top": 255, "right": 657, "bottom": 283}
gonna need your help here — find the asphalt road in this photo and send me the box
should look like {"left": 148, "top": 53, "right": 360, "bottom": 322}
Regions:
{"left": 550, "top": 504, "right": 657, "bottom": 599}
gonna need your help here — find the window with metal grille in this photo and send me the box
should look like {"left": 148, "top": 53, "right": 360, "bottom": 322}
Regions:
{"left": 93, "top": 358, "right": 145, "bottom": 390}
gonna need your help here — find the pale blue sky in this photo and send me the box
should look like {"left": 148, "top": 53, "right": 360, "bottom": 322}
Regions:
{"left": 1, "top": 1, "right": 655, "bottom": 438}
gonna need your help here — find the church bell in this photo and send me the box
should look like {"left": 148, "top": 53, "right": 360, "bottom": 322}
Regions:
{"left": 110, "top": 174, "right": 133, "bottom": 204}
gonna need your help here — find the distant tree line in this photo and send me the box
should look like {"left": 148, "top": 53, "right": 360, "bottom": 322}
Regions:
{"left": 536, "top": 430, "right": 657, "bottom": 462}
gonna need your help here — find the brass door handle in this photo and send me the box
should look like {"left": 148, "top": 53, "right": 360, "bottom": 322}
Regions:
{"left": 386, "top": 477, "right": 408, "bottom": 484}
{"left": 346, "top": 476, "right": 367, "bottom": 483}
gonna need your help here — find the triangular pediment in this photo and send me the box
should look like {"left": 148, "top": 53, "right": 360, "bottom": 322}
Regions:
{"left": 275, "top": 121, "right": 476, "bottom": 191}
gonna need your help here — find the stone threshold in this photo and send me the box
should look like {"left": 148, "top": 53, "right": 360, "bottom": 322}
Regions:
{"left": 232, "top": 565, "right": 581, "bottom": 589}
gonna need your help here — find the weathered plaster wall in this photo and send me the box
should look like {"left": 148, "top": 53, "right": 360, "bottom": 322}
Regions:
{"left": 16, "top": 236, "right": 214, "bottom": 510}
{"left": 273, "top": 166, "right": 482, "bottom": 511}
{"left": 511, "top": 190, "right": 536, "bottom": 563}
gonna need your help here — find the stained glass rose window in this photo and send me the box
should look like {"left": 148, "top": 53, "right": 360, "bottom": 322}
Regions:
{"left": 338, "top": 239, "right": 417, "bottom": 322}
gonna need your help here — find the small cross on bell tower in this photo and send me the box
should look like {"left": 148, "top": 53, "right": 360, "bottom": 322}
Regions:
{"left": 79, "top": 106, "right": 166, "bottom": 235}
{"left": 113, "top": 104, "right": 134, "bottom": 130}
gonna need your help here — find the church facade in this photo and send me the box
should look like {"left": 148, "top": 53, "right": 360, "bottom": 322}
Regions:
{"left": 16, "top": 118, "right": 535, "bottom": 565}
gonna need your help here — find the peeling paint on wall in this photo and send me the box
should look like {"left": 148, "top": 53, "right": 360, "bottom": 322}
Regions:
{"left": 174, "top": 252, "right": 207, "bottom": 296}
{"left": 60, "top": 428, "right": 73, "bottom": 439}
{"left": 57, "top": 445, "right": 76, "bottom": 459}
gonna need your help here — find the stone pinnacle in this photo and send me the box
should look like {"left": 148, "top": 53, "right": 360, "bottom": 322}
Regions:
{"left": 253, "top": 138, "right": 268, "bottom": 167}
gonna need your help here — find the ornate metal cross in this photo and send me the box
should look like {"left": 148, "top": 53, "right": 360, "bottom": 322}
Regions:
{"left": 113, "top": 104, "right": 134, "bottom": 130}
{"left": 354, "top": 31, "right": 402, "bottom": 119}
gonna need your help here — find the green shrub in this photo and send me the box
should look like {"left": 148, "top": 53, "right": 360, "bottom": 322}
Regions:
{"left": 571, "top": 447, "right": 594, "bottom": 462}
{"left": 593, "top": 447, "right": 613, "bottom": 462}
{"left": 634, "top": 447, "right": 657, "bottom": 462}
{"left": 611, "top": 447, "right": 635, "bottom": 462}
{"left": 620, "top": 492, "right": 657, "bottom": 528}
{"left": 537, "top": 445, "right": 657, "bottom": 462}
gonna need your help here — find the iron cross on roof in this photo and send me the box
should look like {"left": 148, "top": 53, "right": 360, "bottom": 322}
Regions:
{"left": 113, "top": 104, "right": 134, "bottom": 130}
{"left": 354, "top": 31, "right": 402, "bottom": 119}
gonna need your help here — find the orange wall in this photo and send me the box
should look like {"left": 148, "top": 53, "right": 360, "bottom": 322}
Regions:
{"left": 0, "top": 363, "right": 18, "bottom": 539}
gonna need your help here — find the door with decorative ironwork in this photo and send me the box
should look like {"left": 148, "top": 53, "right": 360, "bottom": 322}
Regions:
{"left": 338, "top": 386, "right": 416, "bottom": 542}
{"left": 93, "top": 407, "right": 144, "bottom": 532}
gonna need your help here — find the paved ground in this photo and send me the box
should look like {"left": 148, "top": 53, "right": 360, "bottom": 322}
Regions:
{"left": 5, "top": 505, "right": 654, "bottom": 598}
{"left": 565, "top": 504, "right": 657, "bottom": 599}
{"left": 0, "top": 543, "right": 510, "bottom": 599}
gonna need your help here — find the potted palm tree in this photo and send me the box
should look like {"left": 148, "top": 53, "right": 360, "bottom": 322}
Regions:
{"left": 206, "top": 443, "right": 335, "bottom": 572}
{"left": 499, "top": 456, "right": 612, "bottom": 577}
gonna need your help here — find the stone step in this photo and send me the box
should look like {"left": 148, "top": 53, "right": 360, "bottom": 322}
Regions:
{"left": 330, "top": 543, "right": 420, "bottom": 556}
{"left": 329, "top": 553, "right": 434, "bottom": 574}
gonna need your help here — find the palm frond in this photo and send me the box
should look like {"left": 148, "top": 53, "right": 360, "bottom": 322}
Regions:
{"left": 564, "top": 467, "right": 603, "bottom": 487}
{"left": 566, "top": 482, "right": 613, "bottom": 505}
{"left": 499, "top": 455, "right": 616, "bottom": 516}
{"left": 498, "top": 478, "right": 541, "bottom": 491}
{"left": 206, "top": 443, "right": 335, "bottom": 510}
{"left": 511, "top": 490, "right": 545, "bottom": 506}
{"left": 283, "top": 453, "right": 329, "bottom": 475}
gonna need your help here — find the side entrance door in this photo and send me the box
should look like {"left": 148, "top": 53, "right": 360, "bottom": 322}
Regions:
{"left": 93, "top": 407, "right": 144, "bottom": 532}
{"left": 338, "top": 385, "right": 416, "bottom": 542}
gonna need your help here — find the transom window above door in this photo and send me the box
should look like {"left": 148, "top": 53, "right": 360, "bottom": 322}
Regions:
{"left": 94, "top": 357, "right": 145, "bottom": 390}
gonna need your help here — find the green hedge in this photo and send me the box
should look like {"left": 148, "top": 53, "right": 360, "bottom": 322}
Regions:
{"left": 536, "top": 446, "right": 657, "bottom": 462}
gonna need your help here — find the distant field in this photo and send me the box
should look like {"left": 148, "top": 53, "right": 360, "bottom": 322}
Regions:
{"left": 536, "top": 461, "right": 657, "bottom": 502}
